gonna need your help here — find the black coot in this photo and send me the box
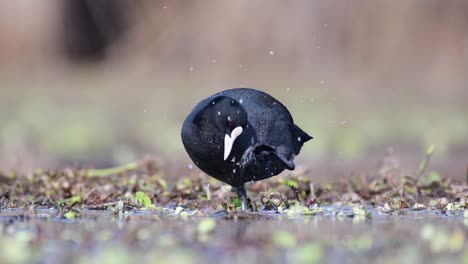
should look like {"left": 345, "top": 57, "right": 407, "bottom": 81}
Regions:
{"left": 181, "top": 88, "right": 312, "bottom": 209}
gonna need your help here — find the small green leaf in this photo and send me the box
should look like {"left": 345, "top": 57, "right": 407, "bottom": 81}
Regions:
{"left": 352, "top": 205, "right": 371, "bottom": 218}
{"left": 66, "top": 196, "right": 81, "bottom": 205}
{"left": 231, "top": 197, "right": 241, "bottom": 208}
{"left": 64, "top": 211, "right": 76, "bottom": 219}
{"left": 135, "top": 191, "right": 152, "bottom": 207}
{"left": 285, "top": 203, "right": 322, "bottom": 216}
{"left": 444, "top": 203, "right": 455, "bottom": 211}
{"left": 425, "top": 171, "right": 442, "bottom": 184}
{"left": 177, "top": 178, "right": 192, "bottom": 189}
{"left": 285, "top": 203, "right": 308, "bottom": 216}
{"left": 287, "top": 180, "right": 298, "bottom": 188}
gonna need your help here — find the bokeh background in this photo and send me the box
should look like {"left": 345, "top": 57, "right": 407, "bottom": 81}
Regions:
{"left": 0, "top": 0, "right": 467, "bottom": 181}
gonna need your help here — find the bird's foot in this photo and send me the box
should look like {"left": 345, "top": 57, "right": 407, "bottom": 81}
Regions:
{"left": 240, "top": 144, "right": 275, "bottom": 168}
{"left": 240, "top": 146, "right": 256, "bottom": 168}
{"left": 236, "top": 186, "right": 249, "bottom": 211}
{"left": 240, "top": 195, "right": 247, "bottom": 211}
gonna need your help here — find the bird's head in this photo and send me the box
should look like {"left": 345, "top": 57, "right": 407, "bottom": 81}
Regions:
{"left": 211, "top": 97, "right": 248, "bottom": 160}
{"left": 193, "top": 96, "right": 249, "bottom": 161}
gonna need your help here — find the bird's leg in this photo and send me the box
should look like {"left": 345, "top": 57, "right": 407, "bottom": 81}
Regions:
{"left": 236, "top": 185, "right": 248, "bottom": 211}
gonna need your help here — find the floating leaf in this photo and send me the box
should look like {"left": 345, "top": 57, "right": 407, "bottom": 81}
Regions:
{"left": 284, "top": 203, "right": 322, "bottom": 216}
{"left": 63, "top": 211, "right": 76, "bottom": 219}
{"left": 377, "top": 203, "right": 393, "bottom": 214}
{"left": 412, "top": 203, "right": 426, "bottom": 211}
{"left": 352, "top": 205, "right": 370, "bottom": 217}
{"left": 309, "top": 204, "right": 323, "bottom": 215}
{"left": 285, "top": 203, "right": 307, "bottom": 216}
{"left": 174, "top": 206, "right": 184, "bottom": 215}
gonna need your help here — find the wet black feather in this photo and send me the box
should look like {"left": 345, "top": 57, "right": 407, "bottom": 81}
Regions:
{"left": 181, "top": 88, "right": 312, "bottom": 189}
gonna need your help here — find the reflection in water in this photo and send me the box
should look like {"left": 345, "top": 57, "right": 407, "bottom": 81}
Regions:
{"left": 234, "top": 219, "right": 249, "bottom": 241}
{"left": 0, "top": 208, "right": 466, "bottom": 263}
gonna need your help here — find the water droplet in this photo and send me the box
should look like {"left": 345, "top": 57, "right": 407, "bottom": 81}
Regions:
{"left": 227, "top": 116, "right": 231, "bottom": 121}
{"left": 239, "top": 98, "right": 243, "bottom": 104}
{"left": 324, "top": 23, "right": 328, "bottom": 27}
{"left": 163, "top": 5, "right": 167, "bottom": 9}
{"left": 341, "top": 121, "right": 348, "bottom": 125}
{"left": 239, "top": 64, "right": 243, "bottom": 68}
{"left": 217, "top": 111, "right": 221, "bottom": 115}
{"left": 297, "top": 136, "right": 302, "bottom": 142}
{"left": 320, "top": 80, "right": 325, "bottom": 85}
{"left": 212, "top": 59, "right": 216, "bottom": 63}
{"left": 189, "top": 66, "right": 194, "bottom": 71}
{"left": 188, "top": 164, "right": 193, "bottom": 170}
{"left": 237, "top": 110, "right": 240, "bottom": 114}
{"left": 212, "top": 101, "right": 216, "bottom": 105}
{"left": 232, "top": 168, "right": 236, "bottom": 174}
{"left": 231, "top": 156, "right": 236, "bottom": 162}
{"left": 285, "top": 88, "right": 291, "bottom": 92}
{"left": 143, "top": 109, "right": 147, "bottom": 113}
{"left": 269, "top": 50, "right": 275, "bottom": 55}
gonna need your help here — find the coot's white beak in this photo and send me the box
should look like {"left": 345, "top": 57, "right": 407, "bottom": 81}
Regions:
{"left": 224, "top": 126, "right": 243, "bottom": 160}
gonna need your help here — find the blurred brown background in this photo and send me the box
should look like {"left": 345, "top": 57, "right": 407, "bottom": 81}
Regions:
{"left": 0, "top": 1, "right": 467, "bottom": 180}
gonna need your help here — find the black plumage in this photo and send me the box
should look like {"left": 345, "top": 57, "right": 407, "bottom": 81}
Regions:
{"left": 181, "top": 88, "right": 312, "bottom": 209}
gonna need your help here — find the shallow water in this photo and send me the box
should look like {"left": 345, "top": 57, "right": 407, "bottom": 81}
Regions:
{"left": 0, "top": 207, "right": 466, "bottom": 264}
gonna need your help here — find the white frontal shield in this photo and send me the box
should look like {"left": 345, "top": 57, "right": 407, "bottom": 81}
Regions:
{"left": 224, "top": 126, "right": 243, "bottom": 160}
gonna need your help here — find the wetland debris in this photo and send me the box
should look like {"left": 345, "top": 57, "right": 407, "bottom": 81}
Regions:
{"left": 0, "top": 147, "right": 466, "bottom": 218}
